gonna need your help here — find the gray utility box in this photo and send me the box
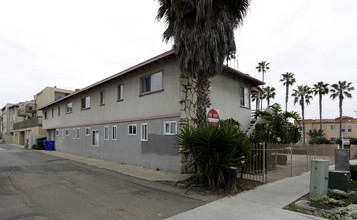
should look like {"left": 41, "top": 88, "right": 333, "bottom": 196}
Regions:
{"left": 328, "top": 171, "right": 351, "bottom": 193}
{"left": 310, "top": 159, "right": 329, "bottom": 200}
{"left": 335, "top": 149, "right": 349, "bottom": 171}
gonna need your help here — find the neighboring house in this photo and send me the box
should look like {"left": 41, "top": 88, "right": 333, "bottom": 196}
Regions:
{"left": 1, "top": 103, "right": 20, "bottom": 144}
{"left": 40, "top": 50, "right": 264, "bottom": 173}
{"left": 294, "top": 116, "right": 357, "bottom": 143}
{"left": 13, "top": 87, "right": 73, "bottom": 147}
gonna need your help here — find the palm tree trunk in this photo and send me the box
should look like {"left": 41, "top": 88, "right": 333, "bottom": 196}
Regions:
{"left": 319, "top": 93, "right": 322, "bottom": 131}
{"left": 339, "top": 95, "right": 343, "bottom": 140}
{"left": 302, "top": 103, "right": 306, "bottom": 144}
{"left": 285, "top": 84, "right": 289, "bottom": 112}
{"left": 196, "top": 73, "right": 211, "bottom": 125}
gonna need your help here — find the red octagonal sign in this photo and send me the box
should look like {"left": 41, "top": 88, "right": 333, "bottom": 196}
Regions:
{"left": 207, "top": 109, "right": 220, "bottom": 125}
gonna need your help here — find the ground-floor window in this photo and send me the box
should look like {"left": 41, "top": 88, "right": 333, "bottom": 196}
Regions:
{"left": 73, "top": 128, "right": 76, "bottom": 139}
{"left": 104, "top": 126, "right": 109, "bottom": 140}
{"left": 141, "top": 123, "right": 148, "bottom": 141}
{"left": 128, "top": 124, "right": 137, "bottom": 135}
{"left": 56, "top": 129, "right": 59, "bottom": 136}
{"left": 112, "top": 126, "right": 117, "bottom": 140}
{"left": 85, "top": 127, "right": 91, "bottom": 136}
{"left": 164, "top": 121, "right": 177, "bottom": 135}
{"left": 92, "top": 130, "right": 99, "bottom": 146}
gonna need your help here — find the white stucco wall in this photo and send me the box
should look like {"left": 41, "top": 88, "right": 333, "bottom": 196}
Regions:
{"left": 210, "top": 71, "right": 252, "bottom": 128}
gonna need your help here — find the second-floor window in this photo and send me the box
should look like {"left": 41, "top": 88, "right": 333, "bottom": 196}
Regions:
{"left": 341, "top": 125, "right": 346, "bottom": 132}
{"left": 240, "top": 87, "right": 250, "bottom": 108}
{"left": 44, "top": 111, "right": 48, "bottom": 119}
{"left": 100, "top": 91, "right": 105, "bottom": 105}
{"left": 66, "top": 102, "right": 73, "bottom": 113}
{"left": 58, "top": 106, "right": 61, "bottom": 116}
{"left": 81, "top": 96, "right": 90, "bottom": 109}
{"left": 348, "top": 125, "right": 352, "bottom": 132}
{"left": 141, "top": 71, "right": 163, "bottom": 94}
{"left": 117, "top": 85, "right": 123, "bottom": 101}
{"left": 331, "top": 125, "right": 336, "bottom": 130}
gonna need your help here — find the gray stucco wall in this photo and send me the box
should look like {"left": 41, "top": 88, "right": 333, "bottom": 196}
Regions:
{"left": 54, "top": 117, "right": 181, "bottom": 172}
{"left": 42, "top": 58, "right": 181, "bottom": 130}
{"left": 210, "top": 71, "right": 252, "bottom": 128}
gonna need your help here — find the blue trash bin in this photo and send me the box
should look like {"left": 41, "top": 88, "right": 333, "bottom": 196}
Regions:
{"left": 43, "top": 140, "right": 49, "bottom": 150}
{"left": 48, "top": 141, "right": 55, "bottom": 151}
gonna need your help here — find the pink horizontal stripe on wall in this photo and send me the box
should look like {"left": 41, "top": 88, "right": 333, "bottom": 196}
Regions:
{"left": 45, "top": 113, "right": 181, "bottom": 130}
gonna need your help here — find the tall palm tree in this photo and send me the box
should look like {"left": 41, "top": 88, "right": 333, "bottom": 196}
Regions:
{"left": 292, "top": 85, "right": 313, "bottom": 144}
{"left": 280, "top": 72, "right": 296, "bottom": 112}
{"left": 263, "top": 86, "right": 276, "bottom": 106}
{"left": 256, "top": 61, "right": 269, "bottom": 110}
{"left": 256, "top": 61, "right": 270, "bottom": 83}
{"left": 156, "top": 0, "right": 251, "bottom": 124}
{"left": 312, "top": 81, "right": 329, "bottom": 131}
{"left": 330, "top": 81, "right": 355, "bottom": 140}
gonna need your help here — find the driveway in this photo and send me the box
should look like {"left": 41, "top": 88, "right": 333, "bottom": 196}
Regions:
{"left": 0, "top": 144, "right": 220, "bottom": 220}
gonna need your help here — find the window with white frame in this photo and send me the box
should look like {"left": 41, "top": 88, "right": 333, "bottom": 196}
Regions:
{"left": 164, "top": 121, "right": 177, "bottom": 135}
{"left": 92, "top": 130, "right": 99, "bottom": 146}
{"left": 240, "top": 87, "right": 250, "bottom": 108}
{"left": 81, "top": 96, "right": 90, "bottom": 109}
{"left": 341, "top": 125, "right": 346, "bottom": 132}
{"left": 141, "top": 123, "right": 148, "bottom": 141}
{"left": 128, "top": 124, "right": 137, "bottom": 135}
{"left": 66, "top": 102, "right": 73, "bottom": 113}
{"left": 348, "top": 125, "right": 352, "bottom": 132}
{"left": 65, "top": 129, "right": 69, "bottom": 136}
{"left": 331, "top": 125, "right": 336, "bottom": 130}
{"left": 73, "top": 128, "right": 76, "bottom": 139}
{"left": 56, "top": 129, "right": 59, "bottom": 136}
{"left": 141, "top": 71, "right": 163, "bottom": 94}
{"left": 117, "top": 85, "right": 124, "bottom": 101}
{"left": 112, "top": 126, "right": 117, "bottom": 140}
{"left": 76, "top": 128, "right": 80, "bottom": 139}
{"left": 104, "top": 126, "right": 109, "bottom": 140}
{"left": 85, "top": 127, "right": 91, "bottom": 136}
{"left": 44, "top": 111, "right": 48, "bottom": 119}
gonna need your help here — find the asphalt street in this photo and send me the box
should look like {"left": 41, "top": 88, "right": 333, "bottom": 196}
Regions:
{"left": 0, "top": 144, "right": 220, "bottom": 220}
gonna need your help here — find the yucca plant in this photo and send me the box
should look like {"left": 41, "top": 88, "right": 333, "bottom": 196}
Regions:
{"left": 177, "top": 119, "right": 252, "bottom": 189}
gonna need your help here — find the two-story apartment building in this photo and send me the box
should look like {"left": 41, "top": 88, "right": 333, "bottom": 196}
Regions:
{"left": 1, "top": 103, "right": 20, "bottom": 144}
{"left": 295, "top": 116, "right": 357, "bottom": 143}
{"left": 13, "top": 87, "right": 73, "bottom": 147}
{"left": 40, "top": 50, "right": 263, "bottom": 173}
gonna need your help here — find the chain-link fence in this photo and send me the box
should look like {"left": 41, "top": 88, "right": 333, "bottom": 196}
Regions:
{"left": 241, "top": 144, "right": 357, "bottom": 183}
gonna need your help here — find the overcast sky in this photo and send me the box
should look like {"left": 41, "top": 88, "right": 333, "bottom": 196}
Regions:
{"left": 1, "top": 0, "right": 356, "bottom": 120}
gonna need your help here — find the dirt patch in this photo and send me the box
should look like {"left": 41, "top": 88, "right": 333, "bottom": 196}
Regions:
{"left": 161, "top": 176, "right": 263, "bottom": 196}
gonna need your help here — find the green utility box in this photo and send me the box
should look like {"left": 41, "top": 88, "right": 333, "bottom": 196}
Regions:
{"left": 328, "top": 171, "right": 351, "bottom": 193}
{"left": 310, "top": 159, "right": 329, "bottom": 200}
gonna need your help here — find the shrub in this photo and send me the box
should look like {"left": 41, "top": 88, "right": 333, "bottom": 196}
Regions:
{"left": 309, "top": 137, "right": 331, "bottom": 144}
{"left": 177, "top": 119, "right": 252, "bottom": 189}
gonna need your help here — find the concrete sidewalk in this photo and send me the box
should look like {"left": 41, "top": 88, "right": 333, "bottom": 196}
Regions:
{"left": 9, "top": 144, "right": 191, "bottom": 182}
{"left": 39, "top": 150, "right": 192, "bottom": 182}
{"left": 167, "top": 159, "right": 357, "bottom": 220}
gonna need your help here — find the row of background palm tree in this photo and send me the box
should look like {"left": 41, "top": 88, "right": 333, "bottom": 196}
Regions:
{"left": 255, "top": 61, "right": 354, "bottom": 144}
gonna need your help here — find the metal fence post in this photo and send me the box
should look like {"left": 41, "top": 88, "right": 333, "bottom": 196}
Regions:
{"left": 290, "top": 143, "right": 293, "bottom": 177}
{"left": 263, "top": 143, "right": 267, "bottom": 183}
{"left": 306, "top": 144, "right": 309, "bottom": 172}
